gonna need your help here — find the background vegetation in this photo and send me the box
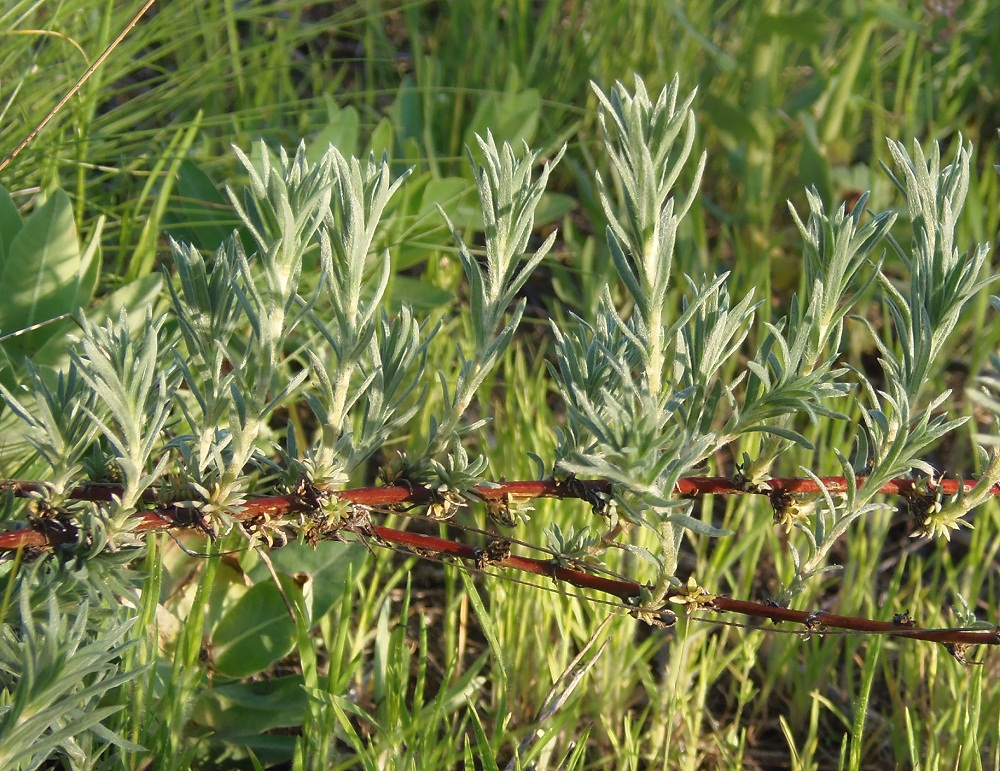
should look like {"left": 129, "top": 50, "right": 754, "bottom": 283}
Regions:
{"left": 1, "top": 0, "right": 999, "bottom": 768}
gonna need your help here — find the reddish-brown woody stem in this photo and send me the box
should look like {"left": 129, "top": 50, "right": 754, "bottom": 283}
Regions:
{"left": 1, "top": 475, "right": 997, "bottom": 648}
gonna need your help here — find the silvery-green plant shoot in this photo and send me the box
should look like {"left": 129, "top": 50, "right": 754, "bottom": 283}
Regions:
{"left": 549, "top": 77, "right": 994, "bottom": 603}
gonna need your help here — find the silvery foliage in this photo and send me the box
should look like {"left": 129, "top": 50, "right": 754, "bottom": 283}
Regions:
{"left": 3, "top": 132, "right": 562, "bottom": 543}
{"left": 0, "top": 135, "right": 562, "bottom": 769}
{"left": 550, "top": 77, "right": 724, "bottom": 590}
{"left": 782, "top": 140, "right": 995, "bottom": 593}
{"left": 0, "top": 584, "right": 142, "bottom": 769}
{"left": 168, "top": 137, "right": 547, "bottom": 526}
{"left": 549, "top": 77, "right": 995, "bottom": 599}
{"left": 0, "top": 360, "right": 101, "bottom": 503}
{"left": 433, "top": 134, "right": 564, "bottom": 450}
{"left": 0, "top": 77, "right": 995, "bottom": 604}
{"left": 2, "top": 309, "right": 175, "bottom": 551}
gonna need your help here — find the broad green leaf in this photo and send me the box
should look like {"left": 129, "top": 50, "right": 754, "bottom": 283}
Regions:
{"left": 391, "top": 176, "right": 475, "bottom": 270}
{"left": 197, "top": 734, "right": 297, "bottom": 769}
{"left": 389, "top": 175, "right": 470, "bottom": 255}
{"left": 0, "top": 190, "right": 91, "bottom": 332}
{"left": 246, "top": 540, "right": 366, "bottom": 622}
{"left": 399, "top": 137, "right": 423, "bottom": 175}
{"left": 308, "top": 98, "right": 360, "bottom": 161}
{"left": 367, "top": 117, "right": 394, "bottom": 160}
{"left": 389, "top": 275, "right": 454, "bottom": 312}
{"left": 701, "top": 94, "right": 759, "bottom": 145}
{"left": 0, "top": 194, "right": 102, "bottom": 378}
{"left": 162, "top": 160, "right": 240, "bottom": 252}
{"left": 783, "top": 76, "right": 827, "bottom": 116}
{"left": 191, "top": 675, "right": 307, "bottom": 737}
{"left": 0, "top": 186, "right": 23, "bottom": 264}
{"left": 534, "top": 192, "right": 575, "bottom": 226}
{"left": 420, "top": 178, "right": 472, "bottom": 219}
{"left": 391, "top": 79, "right": 423, "bottom": 150}
{"left": 210, "top": 577, "right": 301, "bottom": 678}
{"left": 464, "top": 88, "right": 541, "bottom": 151}
{"left": 89, "top": 273, "right": 162, "bottom": 328}
{"left": 22, "top": 273, "right": 163, "bottom": 377}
